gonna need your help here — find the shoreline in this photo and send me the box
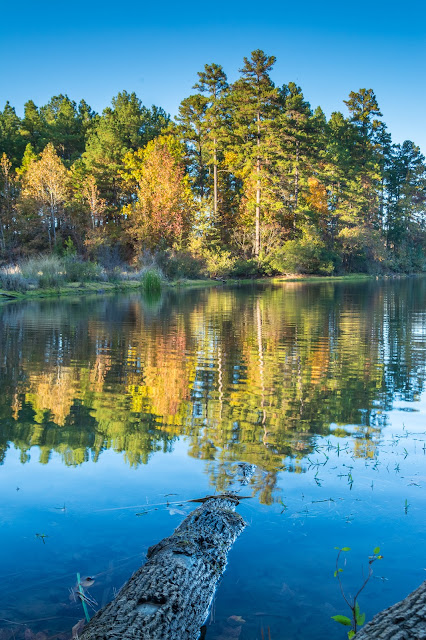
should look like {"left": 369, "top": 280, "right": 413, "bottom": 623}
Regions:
{"left": 0, "top": 272, "right": 419, "bottom": 304}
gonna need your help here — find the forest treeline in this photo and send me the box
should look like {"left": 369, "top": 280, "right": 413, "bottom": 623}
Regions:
{"left": 0, "top": 49, "right": 425, "bottom": 277}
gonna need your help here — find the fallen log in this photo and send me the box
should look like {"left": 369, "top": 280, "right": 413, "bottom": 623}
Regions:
{"left": 355, "top": 580, "right": 426, "bottom": 639}
{"left": 79, "top": 464, "right": 255, "bottom": 640}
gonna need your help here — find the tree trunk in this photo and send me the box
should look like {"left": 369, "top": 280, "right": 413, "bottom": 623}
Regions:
{"left": 213, "top": 141, "right": 218, "bottom": 224}
{"left": 294, "top": 139, "right": 300, "bottom": 211}
{"left": 50, "top": 206, "right": 56, "bottom": 243}
{"left": 255, "top": 111, "right": 261, "bottom": 257}
{"left": 78, "top": 468, "right": 254, "bottom": 640}
{"left": 355, "top": 580, "right": 426, "bottom": 639}
{"left": 0, "top": 215, "right": 5, "bottom": 252}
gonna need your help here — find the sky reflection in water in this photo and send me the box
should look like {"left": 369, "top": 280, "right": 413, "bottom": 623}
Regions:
{"left": 0, "top": 280, "right": 425, "bottom": 639}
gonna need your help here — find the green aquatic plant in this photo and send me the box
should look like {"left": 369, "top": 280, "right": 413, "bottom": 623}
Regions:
{"left": 331, "top": 546, "right": 383, "bottom": 638}
{"left": 278, "top": 498, "right": 287, "bottom": 513}
{"left": 35, "top": 533, "right": 48, "bottom": 543}
{"left": 141, "top": 267, "right": 163, "bottom": 293}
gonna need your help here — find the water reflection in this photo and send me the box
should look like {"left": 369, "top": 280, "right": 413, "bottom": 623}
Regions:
{"left": 1, "top": 279, "right": 426, "bottom": 502}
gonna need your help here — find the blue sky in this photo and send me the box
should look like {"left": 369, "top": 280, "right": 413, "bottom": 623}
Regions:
{"left": 1, "top": 0, "right": 425, "bottom": 150}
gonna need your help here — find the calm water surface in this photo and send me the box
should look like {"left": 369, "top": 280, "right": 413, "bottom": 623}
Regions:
{"left": 1, "top": 280, "right": 426, "bottom": 639}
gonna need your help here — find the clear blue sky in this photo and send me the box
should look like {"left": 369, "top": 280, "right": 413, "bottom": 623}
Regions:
{"left": 1, "top": 0, "right": 425, "bottom": 150}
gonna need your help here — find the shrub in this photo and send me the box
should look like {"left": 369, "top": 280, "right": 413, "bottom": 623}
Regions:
{"left": 0, "top": 265, "right": 33, "bottom": 292}
{"left": 268, "top": 227, "right": 334, "bottom": 275}
{"left": 154, "top": 249, "right": 206, "bottom": 280}
{"left": 63, "top": 256, "right": 104, "bottom": 283}
{"left": 230, "top": 258, "right": 264, "bottom": 278}
{"left": 204, "top": 250, "right": 236, "bottom": 279}
{"left": 338, "top": 226, "right": 384, "bottom": 273}
{"left": 21, "top": 255, "right": 65, "bottom": 289}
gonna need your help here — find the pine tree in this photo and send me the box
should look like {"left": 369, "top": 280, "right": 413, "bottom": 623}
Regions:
{"left": 176, "top": 94, "right": 209, "bottom": 198}
{"left": 278, "top": 84, "right": 312, "bottom": 210}
{"left": 193, "top": 63, "right": 229, "bottom": 228}
{"left": 84, "top": 92, "right": 169, "bottom": 214}
{"left": 343, "top": 89, "right": 384, "bottom": 228}
{"left": 386, "top": 141, "right": 426, "bottom": 262}
{"left": 226, "top": 50, "right": 279, "bottom": 256}
{"left": 0, "top": 102, "right": 25, "bottom": 166}
{"left": 21, "top": 100, "right": 46, "bottom": 154}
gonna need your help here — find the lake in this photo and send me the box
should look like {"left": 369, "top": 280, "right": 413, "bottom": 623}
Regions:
{"left": 1, "top": 279, "right": 425, "bottom": 640}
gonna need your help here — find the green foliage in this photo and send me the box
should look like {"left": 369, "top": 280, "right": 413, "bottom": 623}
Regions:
{"left": 204, "top": 249, "right": 236, "bottom": 279}
{"left": 230, "top": 258, "right": 263, "bottom": 278}
{"left": 155, "top": 249, "right": 206, "bottom": 280}
{"left": 63, "top": 256, "right": 103, "bottom": 283}
{"left": 141, "top": 267, "right": 163, "bottom": 293}
{"left": 0, "top": 52, "right": 425, "bottom": 275}
{"left": 268, "top": 227, "right": 335, "bottom": 275}
{"left": 64, "top": 236, "right": 77, "bottom": 256}
{"left": 331, "top": 546, "right": 383, "bottom": 638}
{"left": 331, "top": 615, "right": 352, "bottom": 626}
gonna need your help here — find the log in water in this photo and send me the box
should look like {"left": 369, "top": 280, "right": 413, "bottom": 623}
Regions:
{"left": 79, "top": 464, "right": 255, "bottom": 640}
{"left": 355, "top": 580, "right": 426, "bottom": 640}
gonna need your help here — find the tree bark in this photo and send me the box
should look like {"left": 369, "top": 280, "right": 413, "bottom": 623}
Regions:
{"left": 294, "top": 139, "right": 300, "bottom": 211}
{"left": 213, "top": 141, "right": 218, "bottom": 224}
{"left": 255, "top": 111, "right": 261, "bottom": 257}
{"left": 79, "top": 467, "right": 254, "bottom": 640}
{"left": 355, "top": 580, "right": 426, "bottom": 639}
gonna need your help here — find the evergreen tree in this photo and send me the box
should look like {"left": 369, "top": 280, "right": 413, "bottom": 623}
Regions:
{"left": 386, "top": 141, "right": 426, "bottom": 264}
{"left": 344, "top": 88, "right": 384, "bottom": 228}
{"left": 194, "top": 63, "right": 229, "bottom": 230}
{"left": 0, "top": 102, "right": 25, "bottom": 166}
{"left": 0, "top": 55, "right": 424, "bottom": 273}
{"left": 227, "top": 50, "right": 279, "bottom": 256}
{"left": 21, "top": 100, "right": 46, "bottom": 153}
{"left": 84, "top": 91, "right": 169, "bottom": 213}
{"left": 40, "top": 94, "right": 91, "bottom": 163}
{"left": 277, "top": 83, "right": 312, "bottom": 218}
{"left": 176, "top": 94, "right": 209, "bottom": 198}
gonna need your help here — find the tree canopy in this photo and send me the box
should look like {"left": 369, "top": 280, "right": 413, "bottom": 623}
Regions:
{"left": 0, "top": 51, "right": 425, "bottom": 274}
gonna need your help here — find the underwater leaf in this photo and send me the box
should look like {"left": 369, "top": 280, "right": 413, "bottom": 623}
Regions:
{"left": 348, "top": 631, "right": 355, "bottom": 639}
{"left": 373, "top": 546, "right": 380, "bottom": 554}
{"left": 331, "top": 615, "right": 352, "bottom": 626}
{"left": 80, "top": 577, "right": 95, "bottom": 588}
{"left": 341, "top": 547, "right": 351, "bottom": 552}
{"left": 228, "top": 615, "right": 245, "bottom": 623}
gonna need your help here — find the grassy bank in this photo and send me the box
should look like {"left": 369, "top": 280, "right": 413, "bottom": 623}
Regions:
{"left": 0, "top": 268, "right": 407, "bottom": 303}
